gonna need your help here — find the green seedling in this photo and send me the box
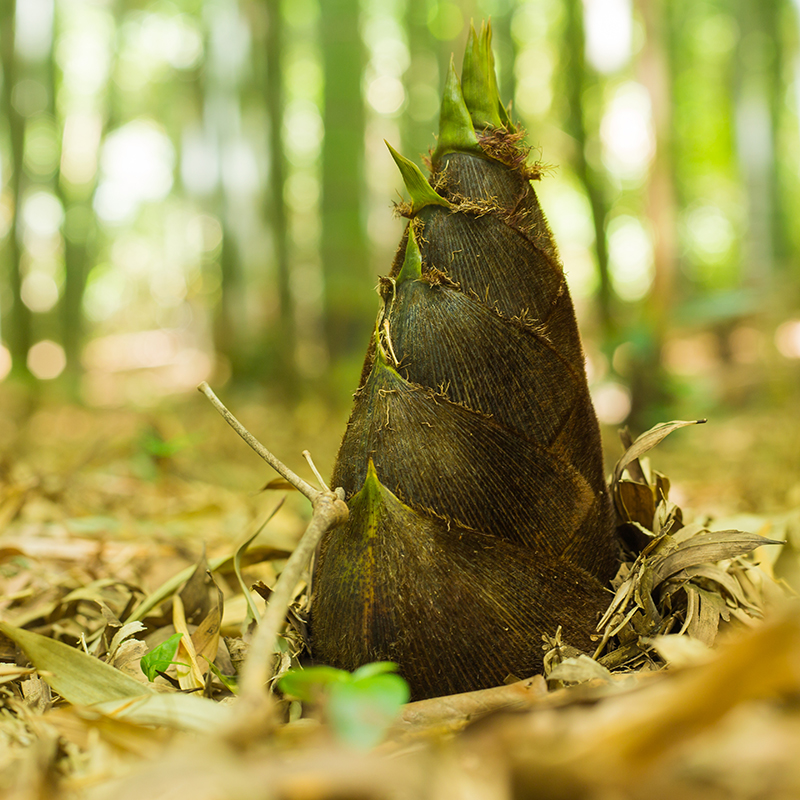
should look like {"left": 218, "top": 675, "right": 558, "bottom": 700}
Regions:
{"left": 279, "top": 662, "right": 409, "bottom": 750}
{"left": 140, "top": 633, "right": 189, "bottom": 682}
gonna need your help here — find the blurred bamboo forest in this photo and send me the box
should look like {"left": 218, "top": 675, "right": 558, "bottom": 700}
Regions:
{"left": 1, "top": 0, "right": 800, "bottom": 427}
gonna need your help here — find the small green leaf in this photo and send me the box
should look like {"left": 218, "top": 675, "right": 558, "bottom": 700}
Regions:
{"left": 205, "top": 659, "right": 238, "bottom": 693}
{"left": 140, "top": 633, "right": 187, "bottom": 682}
{"left": 278, "top": 662, "right": 410, "bottom": 749}
{"left": 328, "top": 671, "right": 410, "bottom": 750}
{"left": 386, "top": 141, "right": 450, "bottom": 214}
{"left": 351, "top": 661, "right": 401, "bottom": 680}
{"left": 278, "top": 665, "right": 349, "bottom": 702}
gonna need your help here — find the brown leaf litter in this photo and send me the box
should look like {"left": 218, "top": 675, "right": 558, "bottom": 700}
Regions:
{"left": 0, "top": 398, "right": 799, "bottom": 800}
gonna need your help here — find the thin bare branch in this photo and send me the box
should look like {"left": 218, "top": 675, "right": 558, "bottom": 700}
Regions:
{"left": 197, "top": 381, "right": 317, "bottom": 501}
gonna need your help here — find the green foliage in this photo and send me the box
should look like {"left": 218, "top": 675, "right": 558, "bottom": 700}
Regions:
{"left": 140, "top": 633, "right": 188, "bottom": 682}
{"left": 204, "top": 659, "right": 238, "bottom": 694}
{"left": 279, "top": 662, "right": 410, "bottom": 749}
{"left": 133, "top": 428, "right": 200, "bottom": 481}
{"left": 139, "top": 430, "right": 198, "bottom": 460}
{"left": 1, "top": 0, "right": 799, "bottom": 420}
{"left": 278, "top": 664, "right": 351, "bottom": 700}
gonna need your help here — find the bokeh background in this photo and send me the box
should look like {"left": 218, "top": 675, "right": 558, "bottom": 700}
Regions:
{"left": 1, "top": 0, "right": 799, "bottom": 514}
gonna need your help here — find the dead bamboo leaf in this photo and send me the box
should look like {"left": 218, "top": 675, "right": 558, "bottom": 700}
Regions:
{"left": 108, "top": 621, "right": 147, "bottom": 659}
{"left": 21, "top": 675, "right": 52, "bottom": 714}
{"left": 613, "top": 419, "right": 706, "bottom": 486}
{"left": 45, "top": 704, "right": 171, "bottom": 758}
{"left": 672, "top": 564, "right": 758, "bottom": 612}
{"left": 646, "top": 633, "right": 712, "bottom": 667}
{"left": 261, "top": 478, "right": 298, "bottom": 492}
{"left": 547, "top": 655, "right": 613, "bottom": 685}
{"left": 650, "top": 530, "right": 782, "bottom": 586}
{"left": 179, "top": 549, "right": 212, "bottom": 625}
{"left": 190, "top": 581, "right": 223, "bottom": 674}
{"left": 616, "top": 480, "right": 656, "bottom": 527}
{"left": 596, "top": 574, "right": 636, "bottom": 630}
{"left": 686, "top": 586, "right": 722, "bottom": 645}
{"left": 172, "top": 595, "right": 206, "bottom": 690}
{"left": 0, "top": 621, "right": 149, "bottom": 705}
{"left": 670, "top": 520, "right": 709, "bottom": 544}
{"left": 125, "top": 547, "right": 291, "bottom": 623}
{"left": 0, "top": 663, "right": 38, "bottom": 684}
{"left": 110, "top": 638, "right": 150, "bottom": 683}
{"left": 93, "top": 691, "right": 232, "bottom": 732}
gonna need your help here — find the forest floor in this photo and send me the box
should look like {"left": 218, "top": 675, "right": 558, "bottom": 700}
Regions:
{"left": 1, "top": 379, "right": 800, "bottom": 799}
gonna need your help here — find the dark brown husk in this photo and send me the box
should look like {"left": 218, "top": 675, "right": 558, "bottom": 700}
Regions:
{"left": 311, "top": 100, "right": 619, "bottom": 699}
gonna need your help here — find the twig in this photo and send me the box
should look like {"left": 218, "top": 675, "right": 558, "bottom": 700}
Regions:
{"left": 237, "top": 489, "right": 346, "bottom": 700}
{"left": 197, "top": 382, "right": 318, "bottom": 501}
{"left": 197, "top": 382, "right": 349, "bottom": 722}
{"left": 303, "top": 449, "right": 330, "bottom": 492}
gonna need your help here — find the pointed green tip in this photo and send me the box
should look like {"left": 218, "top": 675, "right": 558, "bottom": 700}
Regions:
{"left": 349, "top": 458, "right": 384, "bottom": 536}
{"left": 397, "top": 224, "right": 423, "bottom": 284}
{"left": 432, "top": 55, "right": 481, "bottom": 166}
{"left": 363, "top": 458, "right": 381, "bottom": 497}
{"left": 353, "top": 457, "right": 412, "bottom": 526}
{"left": 460, "top": 20, "right": 507, "bottom": 132}
{"left": 385, "top": 141, "right": 450, "bottom": 214}
{"left": 486, "top": 21, "right": 514, "bottom": 130}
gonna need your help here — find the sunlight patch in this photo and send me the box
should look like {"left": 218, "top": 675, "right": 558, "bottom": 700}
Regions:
{"left": 28, "top": 340, "right": 67, "bottom": 380}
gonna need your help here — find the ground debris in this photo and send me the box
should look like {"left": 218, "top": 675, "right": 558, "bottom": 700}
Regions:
{"left": 0, "top": 399, "right": 798, "bottom": 799}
